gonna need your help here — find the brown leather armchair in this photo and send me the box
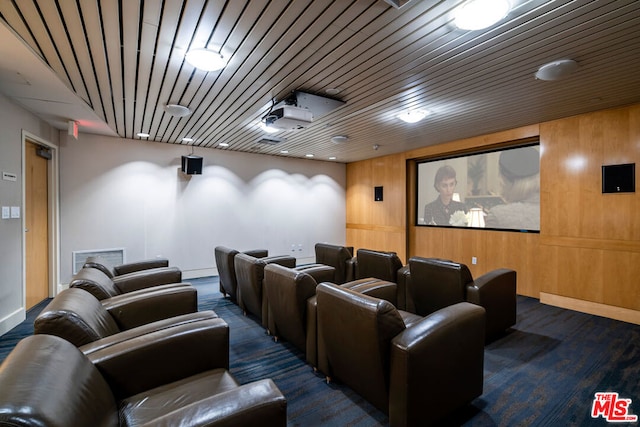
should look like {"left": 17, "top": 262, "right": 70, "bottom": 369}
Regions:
{"left": 34, "top": 287, "right": 206, "bottom": 347}
{"left": 0, "top": 332, "right": 287, "bottom": 426}
{"left": 214, "top": 246, "right": 268, "bottom": 301}
{"left": 316, "top": 282, "right": 485, "bottom": 427}
{"left": 314, "top": 243, "right": 354, "bottom": 283}
{"left": 351, "top": 248, "right": 405, "bottom": 308}
{"left": 234, "top": 253, "right": 296, "bottom": 327}
{"left": 70, "top": 266, "right": 184, "bottom": 300}
{"left": 408, "top": 256, "right": 517, "bottom": 340}
{"left": 83, "top": 255, "right": 170, "bottom": 278}
{"left": 263, "top": 263, "right": 335, "bottom": 364}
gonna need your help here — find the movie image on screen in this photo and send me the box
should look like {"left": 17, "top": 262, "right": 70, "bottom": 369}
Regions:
{"left": 416, "top": 143, "right": 540, "bottom": 232}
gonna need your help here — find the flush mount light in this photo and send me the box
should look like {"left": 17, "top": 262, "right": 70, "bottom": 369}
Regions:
{"left": 397, "top": 109, "right": 429, "bottom": 123}
{"left": 280, "top": 150, "right": 289, "bottom": 154}
{"left": 137, "top": 132, "right": 150, "bottom": 138}
{"left": 331, "top": 135, "right": 349, "bottom": 144}
{"left": 219, "top": 142, "right": 229, "bottom": 147}
{"left": 185, "top": 48, "right": 227, "bottom": 72}
{"left": 305, "top": 154, "right": 314, "bottom": 158}
{"left": 454, "top": 0, "right": 511, "bottom": 31}
{"left": 535, "top": 59, "right": 579, "bottom": 81}
{"left": 165, "top": 104, "right": 192, "bottom": 117}
{"left": 182, "top": 137, "right": 194, "bottom": 142}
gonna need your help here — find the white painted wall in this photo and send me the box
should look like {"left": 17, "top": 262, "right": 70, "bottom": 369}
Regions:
{"left": 58, "top": 133, "right": 346, "bottom": 282}
{"left": 0, "top": 93, "right": 59, "bottom": 334}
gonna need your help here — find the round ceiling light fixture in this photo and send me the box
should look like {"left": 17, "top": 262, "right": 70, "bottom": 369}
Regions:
{"left": 535, "top": 59, "right": 579, "bottom": 81}
{"left": 185, "top": 48, "right": 227, "bottom": 72}
{"left": 454, "top": 0, "right": 511, "bottom": 31}
{"left": 165, "top": 104, "right": 192, "bottom": 117}
{"left": 397, "top": 109, "right": 429, "bottom": 123}
{"left": 331, "top": 135, "right": 349, "bottom": 144}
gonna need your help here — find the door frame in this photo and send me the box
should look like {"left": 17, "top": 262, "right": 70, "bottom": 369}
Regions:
{"left": 21, "top": 130, "right": 60, "bottom": 307}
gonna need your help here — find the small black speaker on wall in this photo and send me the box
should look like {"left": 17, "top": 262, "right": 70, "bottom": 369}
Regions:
{"left": 181, "top": 155, "right": 203, "bottom": 175}
{"left": 602, "top": 163, "right": 635, "bottom": 193}
{"left": 374, "top": 186, "right": 383, "bottom": 201}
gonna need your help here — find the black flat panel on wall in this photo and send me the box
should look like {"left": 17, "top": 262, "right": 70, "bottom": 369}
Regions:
{"left": 374, "top": 186, "right": 383, "bottom": 201}
{"left": 602, "top": 163, "right": 635, "bottom": 193}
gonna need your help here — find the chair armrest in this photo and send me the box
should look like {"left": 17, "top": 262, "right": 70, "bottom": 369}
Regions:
{"left": 113, "top": 258, "right": 169, "bottom": 275}
{"left": 396, "top": 265, "right": 411, "bottom": 311}
{"left": 262, "top": 255, "right": 297, "bottom": 268}
{"left": 102, "top": 283, "right": 197, "bottom": 330}
{"left": 145, "top": 379, "right": 287, "bottom": 427}
{"left": 346, "top": 256, "right": 357, "bottom": 282}
{"left": 112, "top": 267, "right": 182, "bottom": 293}
{"left": 86, "top": 316, "right": 229, "bottom": 400}
{"left": 389, "top": 302, "right": 485, "bottom": 426}
{"left": 244, "top": 249, "right": 268, "bottom": 258}
{"left": 80, "top": 311, "right": 219, "bottom": 356}
{"left": 467, "top": 268, "right": 517, "bottom": 338}
{"left": 466, "top": 268, "right": 516, "bottom": 305}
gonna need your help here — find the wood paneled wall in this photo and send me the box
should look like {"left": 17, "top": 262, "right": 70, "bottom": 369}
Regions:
{"left": 346, "top": 104, "right": 640, "bottom": 323}
{"left": 346, "top": 153, "right": 407, "bottom": 262}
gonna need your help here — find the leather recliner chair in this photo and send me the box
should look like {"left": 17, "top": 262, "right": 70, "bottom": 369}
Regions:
{"left": 350, "top": 248, "right": 406, "bottom": 308}
{"left": 70, "top": 266, "right": 184, "bottom": 300}
{"left": 262, "top": 263, "right": 335, "bottom": 365}
{"left": 308, "top": 277, "right": 400, "bottom": 373}
{"left": 314, "top": 243, "right": 354, "bottom": 283}
{"left": 234, "top": 252, "right": 296, "bottom": 328}
{"left": 34, "top": 287, "right": 207, "bottom": 347}
{"left": 214, "top": 246, "right": 268, "bottom": 302}
{"left": 316, "top": 282, "right": 486, "bottom": 427}
{"left": 0, "top": 332, "right": 287, "bottom": 426}
{"left": 83, "top": 255, "right": 171, "bottom": 278}
{"left": 407, "top": 256, "right": 517, "bottom": 340}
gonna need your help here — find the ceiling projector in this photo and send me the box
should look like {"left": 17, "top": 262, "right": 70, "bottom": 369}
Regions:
{"left": 265, "top": 105, "right": 313, "bottom": 130}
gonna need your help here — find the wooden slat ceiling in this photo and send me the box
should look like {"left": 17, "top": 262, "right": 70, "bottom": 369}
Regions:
{"left": 0, "top": 0, "right": 639, "bottom": 163}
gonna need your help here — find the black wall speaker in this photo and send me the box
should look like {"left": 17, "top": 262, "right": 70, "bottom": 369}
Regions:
{"left": 602, "top": 163, "right": 635, "bottom": 193}
{"left": 181, "top": 155, "right": 203, "bottom": 175}
{"left": 374, "top": 186, "right": 383, "bottom": 201}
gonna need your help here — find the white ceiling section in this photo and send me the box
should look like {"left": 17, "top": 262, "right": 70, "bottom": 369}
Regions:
{"left": 0, "top": 0, "right": 639, "bottom": 163}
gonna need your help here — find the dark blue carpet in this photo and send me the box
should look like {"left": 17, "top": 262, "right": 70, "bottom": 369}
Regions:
{"left": 2, "top": 277, "right": 639, "bottom": 426}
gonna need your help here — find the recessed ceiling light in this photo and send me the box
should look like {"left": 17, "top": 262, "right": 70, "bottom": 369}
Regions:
{"left": 137, "top": 132, "right": 150, "bottom": 138}
{"left": 397, "top": 109, "right": 429, "bottom": 123}
{"left": 182, "top": 137, "right": 194, "bottom": 142}
{"left": 305, "top": 154, "right": 314, "bottom": 158}
{"left": 325, "top": 88, "right": 341, "bottom": 96}
{"left": 454, "top": 0, "right": 511, "bottom": 31}
{"left": 165, "top": 104, "right": 191, "bottom": 117}
{"left": 185, "top": 48, "right": 227, "bottom": 72}
{"left": 329, "top": 156, "right": 337, "bottom": 160}
{"left": 535, "top": 59, "right": 579, "bottom": 81}
{"left": 280, "top": 150, "right": 289, "bottom": 154}
{"left": 219, "top": 142, "right": 229, "bottom": 147}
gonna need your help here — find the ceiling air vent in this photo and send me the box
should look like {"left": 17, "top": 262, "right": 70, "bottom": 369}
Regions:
{"left": 257, "top": 136, "right": 285, "bottom": 145}
{"left": 382, "top": 0, "right": 415, "bottom": 8}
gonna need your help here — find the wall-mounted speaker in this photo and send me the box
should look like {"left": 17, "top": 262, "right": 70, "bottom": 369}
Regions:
{"left": 602, "top": 163, "right": 635, "bottom": 193}
{"left": 374, "top": 186, "right": 383, "bottom": 201}
{"left": 181, "top": 155, "right": 203, "bottom": 175}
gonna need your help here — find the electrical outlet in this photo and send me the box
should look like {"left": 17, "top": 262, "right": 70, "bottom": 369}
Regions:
{"left": 472, "top": 256, "right": 477, "bottom": 265}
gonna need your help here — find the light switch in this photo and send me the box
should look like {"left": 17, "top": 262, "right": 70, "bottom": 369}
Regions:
{"left": 1, "top": 206, "right": 9, "bottom": 219}
{"left": 10, "top": 206, "right": 20, "bottom": 219}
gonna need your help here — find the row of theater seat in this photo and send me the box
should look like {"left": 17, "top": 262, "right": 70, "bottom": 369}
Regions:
{"left": 215, "top": 243, "right": 517, "bottom": 426}
{"left": 0, "top": 257, "right": 287, "bottom": 427}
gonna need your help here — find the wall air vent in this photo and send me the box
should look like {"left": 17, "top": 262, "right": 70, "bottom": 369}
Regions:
{"left": 72, "top": 248, "right": 125, "bottom": 274}
{"left": 257, "top": 136, "right": 285, "bottom": 145}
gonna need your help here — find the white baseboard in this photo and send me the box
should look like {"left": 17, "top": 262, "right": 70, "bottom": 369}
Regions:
{"left": 0, "top": 307, "right": 26, "bottom": 336}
